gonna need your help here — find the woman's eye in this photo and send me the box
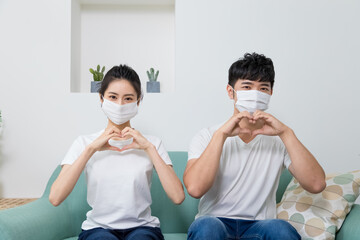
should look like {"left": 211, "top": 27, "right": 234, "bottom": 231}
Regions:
{"left": 125, "top": 97, "right": 133, "bottom": 101}
{"left": 110, "top": 96, "right": 117, "bottom": 100}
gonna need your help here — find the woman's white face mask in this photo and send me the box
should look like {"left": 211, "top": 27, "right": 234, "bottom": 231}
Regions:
{"left": 101, "top": 98, "right": 138, "bottom": 125}
{"left": 232, "top": 87, "right": 271, "bottom": 114}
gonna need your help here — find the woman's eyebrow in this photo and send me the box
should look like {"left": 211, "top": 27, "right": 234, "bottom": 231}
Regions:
{"left": 123, "top": 94, "right": 135, "bottom": 97}
{"left": 108, "top": 92, "right": 119, "bottom": 95}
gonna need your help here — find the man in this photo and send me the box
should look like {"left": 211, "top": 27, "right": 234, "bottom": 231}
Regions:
{"left": 183, "top": 53, "right": 326, "bottom": 239}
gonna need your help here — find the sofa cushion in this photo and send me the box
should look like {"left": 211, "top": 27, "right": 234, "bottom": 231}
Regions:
{"left": 163, "top": 233, "right": 187, "bottom": 240}
{"left": 277, "top": 170, "right": 360, "bottom": 239}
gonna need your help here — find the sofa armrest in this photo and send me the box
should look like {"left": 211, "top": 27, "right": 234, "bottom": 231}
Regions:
{"left": 0, "top": 198, "right": 74, "bottom": 240}
{"left": 336, "top": 204, "right": 360, "bottom": 240}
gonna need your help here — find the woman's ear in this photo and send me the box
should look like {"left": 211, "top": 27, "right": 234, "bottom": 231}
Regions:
{"left": 99, "top": 94, "right": 104, "bottom": 103}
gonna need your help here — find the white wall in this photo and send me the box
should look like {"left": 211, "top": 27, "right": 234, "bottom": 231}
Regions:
{"left": 78, "top": 3, "right": 175, "bottom": 93}
{"left": 0, "top": 0, "right": 359, "bottom": 200}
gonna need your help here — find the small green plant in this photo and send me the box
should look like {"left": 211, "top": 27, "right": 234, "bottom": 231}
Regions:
{"left": 146, "top": 68, "right": 159, "bottom": 82}
{"left": 89, "top": 65, "right": 105, "bottom": 82}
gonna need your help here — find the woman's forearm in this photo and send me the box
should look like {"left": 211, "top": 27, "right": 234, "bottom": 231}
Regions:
{"left": 146, "top": 145, "right": 185, "bottom": 205}
{"left": 49, "top": 146, "right": 95, "bottom": 206}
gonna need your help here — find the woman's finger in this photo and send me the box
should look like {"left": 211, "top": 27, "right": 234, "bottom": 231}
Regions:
{"left": 122, "top": 131, "right": 135, "bottom": 139}
{"left": 121, "top": 127, "right": 133, "bottom": 135}
{"left": 108, "top": 132, "right": 121, "bottom": 139}
{"left": 107, "top": 146, "right": 122, "bottom": 152}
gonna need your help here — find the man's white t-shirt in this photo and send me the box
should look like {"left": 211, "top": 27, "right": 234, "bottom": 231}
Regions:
{"left": 61, "top": 130, "right": 172, "bottom": 230}
{"left": 188, "top": 124, "right": 292, "bottom": 220}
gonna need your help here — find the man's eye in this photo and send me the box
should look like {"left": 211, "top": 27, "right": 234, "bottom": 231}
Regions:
{"left": 261, "top": 88, "right": 270, "bottom": 92}
{"left": 242, "top": 86, "right": 250, "bottom": 89}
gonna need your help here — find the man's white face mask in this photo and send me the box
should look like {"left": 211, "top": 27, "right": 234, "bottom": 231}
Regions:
{"left": 101, "top": 98, "right": 138, "bottom": 125}
{"left": 232, "top": 87, "right": 271, "bottom": 114}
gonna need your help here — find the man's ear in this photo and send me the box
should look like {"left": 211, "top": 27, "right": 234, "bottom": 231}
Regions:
{"left": 226, "top": 84, "right": 235, "bottom": 100}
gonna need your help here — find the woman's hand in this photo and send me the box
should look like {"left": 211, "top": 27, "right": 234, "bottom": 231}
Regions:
{"left": 120, "top": 127, "right": 153, "bottom": 151}
{"left": 88, "top": 126, "right": 123, "bottom": 152}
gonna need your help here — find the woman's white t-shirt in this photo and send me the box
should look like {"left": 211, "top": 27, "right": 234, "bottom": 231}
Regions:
{"left": 61, "top": 130, "right": 172, "bottom": 230}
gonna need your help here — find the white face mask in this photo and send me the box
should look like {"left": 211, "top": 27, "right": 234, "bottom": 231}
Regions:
{"left": 233, "top": 89, "right": 271, "bottom": 114}
{"left": 101, "top": 98, "right": 138, "bottom": 125}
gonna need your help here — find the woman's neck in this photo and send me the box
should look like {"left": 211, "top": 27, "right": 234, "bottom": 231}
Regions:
{"left": 106, "top": 120, "right": 131, "bottom": 131}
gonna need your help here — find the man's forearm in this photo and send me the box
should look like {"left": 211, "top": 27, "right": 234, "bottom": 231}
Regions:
{"left": 280, "top": 128, "right": 326, "bottom": 193}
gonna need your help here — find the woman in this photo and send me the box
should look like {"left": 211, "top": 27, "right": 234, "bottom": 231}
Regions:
{"left": 49, "top": 65, "right": 185, "bottom": 240}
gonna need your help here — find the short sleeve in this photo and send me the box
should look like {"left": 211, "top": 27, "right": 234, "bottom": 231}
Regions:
{"left": 155, "top": 139, "right": 172, "bottom": 166}
{"left": 188, "top": 128, "right": 212, "bottom": 161}
{"left": 61, "top": 137, "right": 85, "bottom": 165}
{"left": 283, "top": 149, "right": 292, "bottom": 169}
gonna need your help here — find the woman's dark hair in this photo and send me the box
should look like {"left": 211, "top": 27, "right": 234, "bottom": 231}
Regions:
{"left": 99, "top": 64, "right": 143, "bottom": 101}
{"left": 228, "top": 52, "right": 275, "bottom": 89}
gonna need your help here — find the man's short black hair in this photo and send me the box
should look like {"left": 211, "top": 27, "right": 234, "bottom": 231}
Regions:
{"left": 228, "top": 52, "right": 275, "bottom": 89}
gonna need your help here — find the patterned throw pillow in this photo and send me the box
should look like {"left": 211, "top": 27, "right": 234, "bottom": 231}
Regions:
{"left": 277, "top": 170, "right": 360, "bottom": 240}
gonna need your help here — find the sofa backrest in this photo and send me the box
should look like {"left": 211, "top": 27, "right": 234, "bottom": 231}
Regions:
{"left": 276, "top": 168, "right": 293, "bottom": 203}
{"left": 151, "top": 152, "right": 199, "bottom": 233}
{"left": 43, "top": 165, "right": 91, "bottom": 236}
{"left": 42, "top": 151, "right": 293, "bottom": 235}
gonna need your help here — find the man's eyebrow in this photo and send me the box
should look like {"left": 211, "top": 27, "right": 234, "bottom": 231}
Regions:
{"left": 260, "top": 83, "right": 271, "bottom": 87}
{"left": 240, "top": 81, "right": 254, "bottom": 85}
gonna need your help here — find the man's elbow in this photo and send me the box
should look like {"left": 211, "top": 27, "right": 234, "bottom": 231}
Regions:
{"left": 183, "top": 173, "right": 207, "bottom": 199}
{"left": 186, "top": 184, "right": 205, "bottom": 199}
{"left": 307, "top": 179, "right": 326, "bottom": 194}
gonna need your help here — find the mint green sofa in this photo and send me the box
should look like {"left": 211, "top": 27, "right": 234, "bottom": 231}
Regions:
{"left": 0, "top": 152, "right": 359, "bottom": 240}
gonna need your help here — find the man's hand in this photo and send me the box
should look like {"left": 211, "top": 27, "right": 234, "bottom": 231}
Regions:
{"left": 218, "top": 111, "right": 252, "bottom": 137}
{"left": 251, "top": 110, "right": 289, "bottom": 137}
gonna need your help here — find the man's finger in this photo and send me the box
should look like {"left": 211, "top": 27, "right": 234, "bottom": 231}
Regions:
{"left": 251, "top": 128, "right": 263, "bottom": 137}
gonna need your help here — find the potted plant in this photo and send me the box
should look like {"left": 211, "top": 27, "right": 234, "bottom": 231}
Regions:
{"left": 146, "top": 68, "right": 160, "bottom": 93}
{"left": 89, "top": 65, "right": 105, "bottom": 93}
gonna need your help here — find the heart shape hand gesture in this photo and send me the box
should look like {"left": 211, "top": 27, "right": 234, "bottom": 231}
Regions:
{"left": 219, "top": 110, "right": 288, "bottom": 138}
{"left": 251, "top": 110, "right": 288, "bottom": 137}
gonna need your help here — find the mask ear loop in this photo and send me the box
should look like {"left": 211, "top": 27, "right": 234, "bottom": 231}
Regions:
{"left": 228, "top": 84, "right": 236, "bottom": 100}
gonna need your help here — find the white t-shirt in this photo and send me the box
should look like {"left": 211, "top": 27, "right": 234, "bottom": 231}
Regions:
{"left": 61, "top": 130, "right": 172, "bottom": 230}
{"left": 188, "top": 124, "right": 291, "bottom": 220}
